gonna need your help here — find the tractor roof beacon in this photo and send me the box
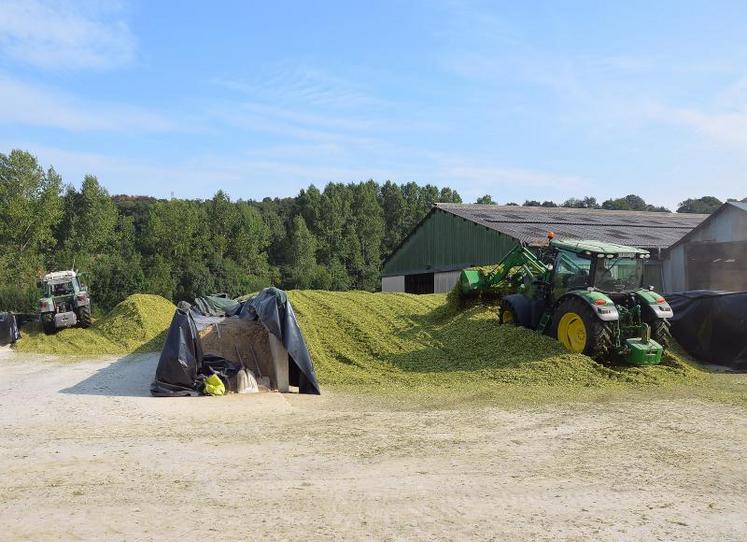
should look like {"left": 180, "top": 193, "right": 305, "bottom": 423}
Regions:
{"left": 458, "top": 235, "right": 673, "bottom": 365}
{"left": 38, "top": 270, "right": 92, "bottom": 334}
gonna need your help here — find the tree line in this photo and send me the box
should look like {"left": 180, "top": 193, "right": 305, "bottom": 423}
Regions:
{"left": 1, "top": 148, "right": 741, "bottom": 313}
{"left": 474, "top": 193, "right": 741, "bottom": 214}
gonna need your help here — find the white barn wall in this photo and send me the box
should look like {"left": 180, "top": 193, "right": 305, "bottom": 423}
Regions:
{"left": 662, "top": 204, "right": 747, "bottom": 292}
{"left": 381, "top": 275, "right": 405, "bottom": 292}
{"left": 663, "top": 245, "right": 686, "bottom": 292}
{"left": 434, "top": 271, "right": 461, "bottom": 293}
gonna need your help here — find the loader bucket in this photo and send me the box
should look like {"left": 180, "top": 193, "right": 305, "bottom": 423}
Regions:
{"left": 459, "top": 269, "right": 482, "bottom": 295}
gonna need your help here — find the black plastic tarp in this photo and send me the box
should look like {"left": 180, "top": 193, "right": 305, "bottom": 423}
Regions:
{"left": 150, "top": 303, "right": 203, "bottom": 396}
{"left": 150, "top": 288, "right": 320, "bottom": 396}
{"left": 665, "top": 290, "right": 747, "bottom": 370}
{"left": 0, "top": 312, "right": 20, "bottom": 346}
{"left": 240, "top": 288, "right": 319, "bottom": 394}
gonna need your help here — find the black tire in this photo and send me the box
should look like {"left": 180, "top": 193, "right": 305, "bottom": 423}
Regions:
{"left": 552, "top": 297, "right": 614, "bottom": 360}
{"left": 645, "top": 317, "right": 671, "bottom": 351}
{"left": 42, "top": 314, "right": 57, "bottom": 335}
{"left": 498, "top": 300, "right": 518, "bottom": 325}
{"left": 78, "top": 305, "right": 92, "bottom": 328}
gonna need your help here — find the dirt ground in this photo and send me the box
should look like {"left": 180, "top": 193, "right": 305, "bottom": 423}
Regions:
{"left": 0, "top": 349, "right": 745, "bottom": 541}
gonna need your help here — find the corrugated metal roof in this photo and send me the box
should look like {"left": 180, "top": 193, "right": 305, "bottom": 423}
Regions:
{"left": 729, "top": 201, "right": 747, "bottom": 212}
{"left": 435, "top": 204, "right": 708, "bottom": 249}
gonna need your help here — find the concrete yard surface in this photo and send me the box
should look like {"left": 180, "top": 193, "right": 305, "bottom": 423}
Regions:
{"left": 0, "top": 350, "right": 745, "bottom": 541}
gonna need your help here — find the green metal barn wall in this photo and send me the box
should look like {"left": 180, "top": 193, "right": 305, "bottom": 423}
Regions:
{"left": 383, "top": 209, "right": 517, "bottom": 276}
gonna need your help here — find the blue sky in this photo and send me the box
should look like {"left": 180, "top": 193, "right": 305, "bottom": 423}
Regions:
{"left": 1, "top": 0, "right": 746, "bottom": 208}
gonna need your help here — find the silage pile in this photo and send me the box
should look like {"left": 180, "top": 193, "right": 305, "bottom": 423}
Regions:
{"left": 16, "top": 289, "right": 702, "bottom": 396}
{"left": 16, "top": 294, "right": 175, "bottom": 355}
{"left": 288, "top": 290, "right": 701, "bottom": 394}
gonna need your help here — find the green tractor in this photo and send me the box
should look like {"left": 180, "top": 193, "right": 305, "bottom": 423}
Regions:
{"left": 37, "top": 270, "right": 92, "bottom": 334}
{"left": 459, "top": 235, "right": 673, "bottom": 365}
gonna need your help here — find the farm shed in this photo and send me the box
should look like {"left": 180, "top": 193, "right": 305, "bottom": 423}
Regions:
{"left": 662, "top": 201, "right": 747, "bottom": 292}
{"left": 382, "top": 204, "right": 708, "bottom": 294}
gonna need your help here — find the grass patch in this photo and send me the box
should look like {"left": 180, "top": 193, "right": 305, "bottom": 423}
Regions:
{"left": 16, "top": 294, "right": 175, "bottom": 355}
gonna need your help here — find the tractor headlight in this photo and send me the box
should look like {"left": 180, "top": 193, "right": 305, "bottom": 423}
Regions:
{"left": 594, "top": 305, "right": 619, "bottom": 321}
{"left": 653, "top": 302, "right": 673, "bottom": 318}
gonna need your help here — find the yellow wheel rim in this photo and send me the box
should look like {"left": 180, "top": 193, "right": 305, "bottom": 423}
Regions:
{"left": 501, "top": 308, "right": 513, "bottom": 324}
{"left": 557, "top": 312, "right": 587, "bottom": 353}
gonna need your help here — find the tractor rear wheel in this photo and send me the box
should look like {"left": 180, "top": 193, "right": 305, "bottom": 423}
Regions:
{"left": 645, "top": 317, "right": 671, "bottom": 351}
{"left": 552, "top": 297, "right": 613, "bottom": 360}
{"left": 42, "top": 314, "right": 57, "bottom": 335}
{"left": 78, "top": 305, "right": 92, "bottom": 328}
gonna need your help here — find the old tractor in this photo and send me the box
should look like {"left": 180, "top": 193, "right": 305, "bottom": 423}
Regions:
{"left": 459, "top": 235, "right": 673, "bottom": 365}
{"left": 38, "top": 270, "right": 92, "bottom": 334}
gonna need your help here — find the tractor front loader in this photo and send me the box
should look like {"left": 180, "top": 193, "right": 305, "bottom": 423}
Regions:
{"left": 459, "top": 235, "right": 673, "bottom": 365}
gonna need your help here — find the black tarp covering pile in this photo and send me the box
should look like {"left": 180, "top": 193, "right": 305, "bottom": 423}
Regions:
{"left": 0, "top": 312, "right": 20, "bottom": 346}
{"left": 150, "top": 287, "right": 320, "bottom": 396}
{"left": 665, "top": 290, "right": 747, "bottom": 370}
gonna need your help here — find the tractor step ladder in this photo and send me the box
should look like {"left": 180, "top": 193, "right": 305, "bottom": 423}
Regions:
{"left": 537, "top": 311, "right": 553, "bottom": 334}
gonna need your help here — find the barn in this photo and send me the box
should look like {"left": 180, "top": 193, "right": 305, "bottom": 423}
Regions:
{"left": 382, "top": 204, "right": 708, "bottom": 294}
{"left": 662, "top": 201, "right": 747, "bottom": 292}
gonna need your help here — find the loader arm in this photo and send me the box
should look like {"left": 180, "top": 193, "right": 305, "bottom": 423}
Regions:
{"left": 459, "top": 244, "right": 547, "bottom": 295}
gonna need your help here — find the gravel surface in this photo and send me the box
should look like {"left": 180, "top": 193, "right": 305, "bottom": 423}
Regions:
{"left": 0, "top": 349, "right": 745, "bottom": 541}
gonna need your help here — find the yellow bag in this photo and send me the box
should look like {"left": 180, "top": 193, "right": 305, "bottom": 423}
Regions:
{"left": 204, "top": 374, "right": 225, "bottom": 396}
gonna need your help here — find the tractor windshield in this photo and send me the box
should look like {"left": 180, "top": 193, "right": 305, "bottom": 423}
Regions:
{"left": 593, "top": 257, "right": 644, "bottom": 291}
{"left": 47, "top": 281, "right": 74, "bottom": 297}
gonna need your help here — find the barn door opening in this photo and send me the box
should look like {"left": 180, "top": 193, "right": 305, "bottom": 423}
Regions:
{"left": 686, "top": 241, "right": 747, "bottom": 291}
{"left": 404, "top": 272, "right": 435, "bottom": 294}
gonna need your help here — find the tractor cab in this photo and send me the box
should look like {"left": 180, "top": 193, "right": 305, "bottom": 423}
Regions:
{"left": 548, "top": 238, "right": 651, "bottom": 296}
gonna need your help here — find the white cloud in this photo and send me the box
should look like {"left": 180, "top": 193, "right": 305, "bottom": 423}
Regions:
{"left": 0, "top": 75, "right": 176, "bottom": 132}
{"left": 434, "top": 160, "right": 587, "bottom": 191}
{"left": 653, "top": 106, "right": 747, "bottom": 149}
{"left": 0, "top": 0, "right": 135, "bottom": 69}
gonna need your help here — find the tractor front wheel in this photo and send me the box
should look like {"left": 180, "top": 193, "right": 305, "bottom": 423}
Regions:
{"left": 41, "top": 314, "right": 57, "bottom": 335}
{"left": 552, "top": 297, "right": 613, "bottom": 360}
{"left": 77, "top": 305, "right": 92, "bottom": 328}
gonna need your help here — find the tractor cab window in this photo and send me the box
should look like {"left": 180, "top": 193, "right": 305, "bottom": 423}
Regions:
{"left": 553, "top": 250, "right": 592, "bottom": 293}
{"left": 51, "top": 282, "right": 73, "bottom": 296}
{"left": 593, "top": 257, "right": 644, "bottom": 291}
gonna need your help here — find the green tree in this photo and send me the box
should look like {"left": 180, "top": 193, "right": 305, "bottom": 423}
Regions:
{"left": 562, "top": 196, "right": 600, "bottom": 209}
{"left": 602, "top": 194, "right": 670, "bottom": 212}
{"left": 351, "top": 181, "right": 385, "bottom": 290}
{"left": 476, "top": 194, "right": 495, "bottom": 204}
{"left": 677, "top": 196, "right": 723, "bottom": 214}
{"left": 141, "top": 199, "right": 212, "bottom": 301}
{"left": 283, "top": 215, "right": 318, "bottom": 289}
{"left": 523, "top": 200, "right": 541, "bottom": 206}
{"left": 0, "top": 150, "right": 63, "bottom": 281}
{"left": 55, "top": 175, "right": 119, "bottom": 270}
